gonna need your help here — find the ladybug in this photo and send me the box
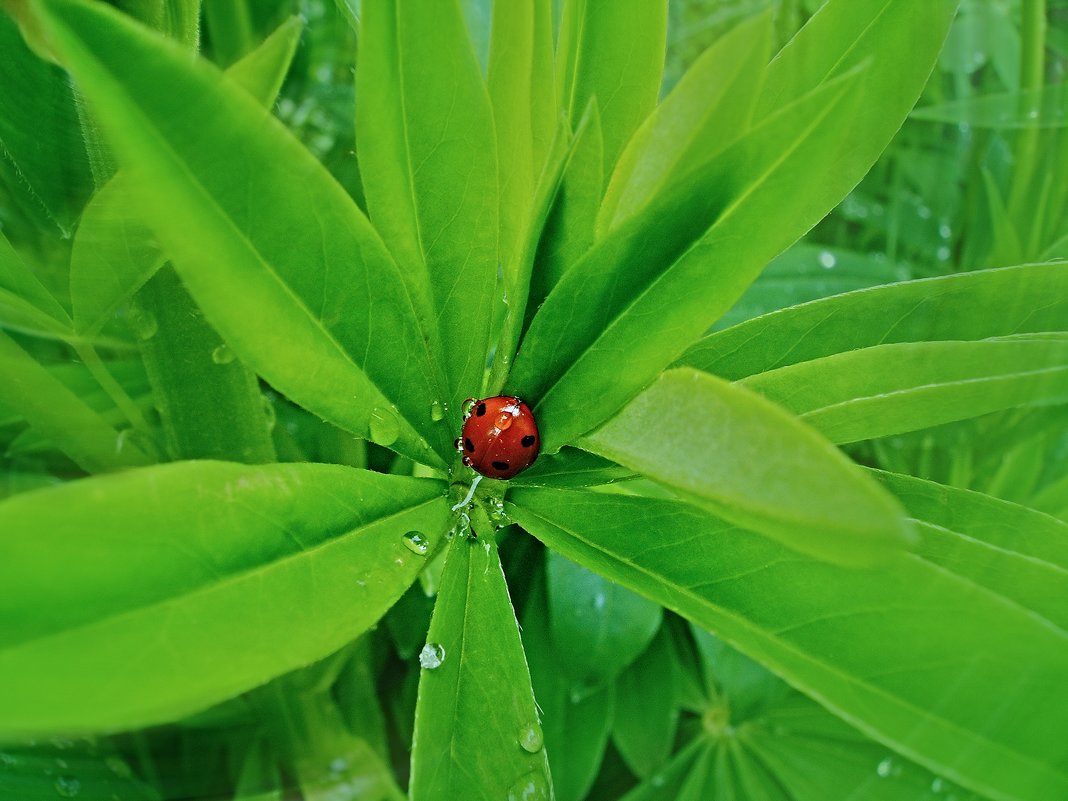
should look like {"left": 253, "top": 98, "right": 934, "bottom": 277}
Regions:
{"left": 455, "top": 396, "right": 541, "bottom": 480}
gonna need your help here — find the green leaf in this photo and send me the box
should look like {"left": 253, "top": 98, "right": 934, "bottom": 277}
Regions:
{"left": 507, "top": 488, "right": 1068, "bottom": 801}
{"left": 509, "top": 447, "right": 633, "bottom": 489}
{"left": 912, "top": 84, "right": 1068, "bottom": 128}
{"left": 0, "top": 741, "right": 160, "bottom": 800}
{"left": 0, "top": 331, "right": 152, "bottom": 473}
{"left": 0, "top": 461, "right": 449, "bottom": 736}
{"left": 356, "top": 0, "right": 498, "bottom": 419}
{"left": 555, "top": 0, "right": 667, "bottom": 181}
{"left": 617, "top": 740, "right": 706, "bottom": 801}
{"left": 70, "top": 14, "right": 306, "bottom": 337}
{"left": 546, "top": 550, "right": 662, "bottom": 692}
{"left": 739, "top": 336, "right": 1068, "bottom": 445}
{"left": 522, "top": 574, "right": 613, "bottom": 801}
{"left": 29, "top": 0, "right": 448, "bottom": 466}
{"left": 611, "top": 627, "right": 678, "bottom": 779}
{"left": 511, "top": 66, "right": 867, "bottom": 451}
{"left": 597, "top": 11, "right": 771, "bottom": 234}
{"left": 581, "top": 368, "right": 912, "bottom": 565}
{"left": 682, "top": 263, "right": 1068, "bottom": 380}
{"left": 409, "top": 537, "right": 550, "bottom": 801}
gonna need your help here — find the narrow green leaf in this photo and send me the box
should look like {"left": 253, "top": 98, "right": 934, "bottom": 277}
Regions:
{"left": 597, "top": 11, "right": 771, "bottom": 234}
{"left": 0, "top": 230, "right": 70, "bottom": 328}
{"left": 582, "top": 368, "right": 912, "bottom": 565}
{"left": 511, "top": 67, "right": 866, "bottom": 451}
{"left": 409, "top": 537, "right": 550, "bottom": 801}
{"left": 546, "top": 550, "right": 662, "bottom": 692}
{"left": 555, "top": 0, "right": 667, "bottom": 180}
{"left": 611, "top": 628, "right": 678, "bottom": 779}
{"left": 510, "top": 447, "right": 632, "bottom": 488}
{"left": 740, "top": 336, "right": 1068, "bottom": 445}
{"left": 223, "top": 15, "right": 304, "bottom": 108}
{"left": 0, "top": 741, "right": 160, "bottom": 800}
{"left": 682, "top": 263, "right": 1068, "bottom": 380}
{"left": 0, "top": 331, "right": 152, "bottom": 472}
{"left": 356, "top": 0, "right": 498, "bottom": 418}
{"left": 31, "top": 0, "right": 448, "bottom": 466}
{"left": 0, "top": 461, "right": 449, "bottom": 736}
{"left": 912, "top": 84, "right": 1068, "bottom": 128}
{"left": 617, "top": 740, "right": 706, "bottom": 801}
{"left": 507, "top": 488, "right": 1068, "bottom": 801}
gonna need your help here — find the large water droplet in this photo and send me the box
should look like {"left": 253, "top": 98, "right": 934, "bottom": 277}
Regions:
{"left": 419, "top": 642, "right": 445, "bottom": 670}
{"left": 517, "top": 722, "right": 543, "bottom": 753}
{"left": 507, "top": 771, "right": 550, "bottom": 801}
{"left": 131, "top": 310, "right": 158, "bottom": 341}
{"left": 430, "top": 401, "right": 446, "bottom": 422}
{"left": 876, "top": 757, "right": 894, "bottom": 778}
{"left": 211, "top": 343, "right": 236, "bottom": 365}
{"left": 369, "top": 407, "right": 399, "bottom": 446}
{"left": 402, "top": 531, "right": 429, "bottom": 556}
{"left": 54, "top": 776, "right": 81, "bottom": 798}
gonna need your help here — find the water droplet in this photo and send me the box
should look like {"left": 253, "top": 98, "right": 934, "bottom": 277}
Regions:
{"left": 330, "top": 756, "right": 350, "bottom": 774}
{"left": 402, "top": 531, "right": 429, "bottom": 556}
{"left": 131, "top": 310, "right": 158, "bottom": 341}
{"left": 369, "top": 407, "right": 399, "bottom": 446}
{"left": 262, "top": 396, "right": 277, "bottom": 431}
{"left": 211, "top": 343, "right": 236, "bottom": 365}
{"left": 517, "top": 722, "right": 544, "bottom": 753}
{"left": 54, "top": 776, "right": 81, "bottom": 798}
{"left": 1027, "top": 109, "right": 1039, "bottom": 120}
{"left": 876, "top": 757, "right": 894, "bottom": 778}
{"left": 461, "top": 397, "right": 477, "bottom": 418}
{"left": 0, "top": 752, "right": 17, "bottom": 768}
{"left": 507, "top": 771, "right": 550, "bottom": 801}
{"left": 939, "top": 222, "right": 952, "bottom": 240}
{"left": 419, "top": 642, "right": 446, "bottom": 669}
{"left": 818, "top": 250, "right": 837, "bottom": 269}
{"left": 430, "top": 401, "right": 446, "bottom": 422}
{"left": 931, "top": 777, "right": 945, "bottom": 793}
{"left": 593, "top": 592, "right": 606, "bottom": 611}
{"left": 937, "top": 245, "right": 951, "bottom": 261}
{"left": 55, "top": 758, "right": 68, "bottom": 770}
{"left": 918, "top": 205, "right": 932, "bottom": 220}
{"left": 486, "top": 496, "right": 510, "bottom": 527}
{"left": 105, "top": 756, "right": 132, "bottom": 779}
{"left": 650, "top": 773, "right": 666, "bottom": 787}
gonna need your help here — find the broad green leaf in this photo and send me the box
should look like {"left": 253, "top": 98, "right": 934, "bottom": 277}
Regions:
{"left": 912, "top": 84, "right": 1068, "bottom": 128}
{"left": 714, "top": 243, "right": 905, "bottom": 331}
{"left": 522, "top": 575, "right": 613, "bottom": 801}
{"left": 581, "top": 368, "right": 912, "bottom": 565}
{"left": 356, "top": 0, "right": 498, "bottom": 420}
{"left": 70, "top": 14, "right": 306, "bottom": 337}
{"left": 682, "top": 263, "right": 1068, "bottom": 380}
{"left": 546, "top": 550, "right": 662, "bottom": 692}
{"left": 510, "top": 447, "right": 632, "bottom": 488}
{"left": 488, "top": 0, "right": 555, "bottom": 269}
{"left": 0, "top": 331, "right": 152, "bottom": 473}
{"left": 0, "top": 741, "right": 160, "bottom": 800}
{"left": 1033, "top": 473, "right": 1068, "bottom": 521}
{"left": 611, "top": 628, "right": 678, "bottom": 779}
{"left": 409, "top": 537, "right": 550, "bottom": 801}
{"left": 29, "top": 0, "right": 449, "bottom": 466}
{"left": 739, "top": 336, "right": 1068, "bottom": 445}
{"left": 0, "top": 461, "right": 449, "bottom": 736}
{"left": 555, "top": 0, "right": 667, "bottom": 180}
{"left": 597, "top": 11, "right": 771, "bottom": 234}
{"left": 0, "top": 11, "right": 92, "bottom": 234}
{"left": 511, "top": 67, "right": 866, "bottom": 451}
{"left": 507, "top": 488, "right": 1068, "bottom": 801}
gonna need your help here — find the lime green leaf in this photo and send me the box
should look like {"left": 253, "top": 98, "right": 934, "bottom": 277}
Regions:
{"left": 555, "top": 0, "right": 667, "bottom": 180}
{"left": 611, "top": 628, "right": 678, "bottom": 779}
{"left": 912, "top": 84, "right": 1068, "bottom": 128}
{"left": 740, "top": 336, "right": 1068, "bottom": 445}
{"left": 597, "top": 11, "right": 771, "bottom": 233}
{"left": 0, "top": 331, "right": 152, "bottom": 473}
{"left": 522, "top": 575, "right": 612, "bottom": 801}
{"left": 581, "top": 368, "right": 912, "bottom": 565}
{"left": 682, "top": 263, "right": 1068, "bottom": 380}
{"left": 30, "top": 0, "right": 448, "bottom": 466}
{"left": 507, "top": 488, "right": 1068, "bottom": 801}
{"left": 510, "top": 447, "right": 632, "bottom": 489}
{"left": 0, "top": 461, "right": 449, "bottom": 736}
{"left": 356, "top": 0, "right": 497, "bottom": 419}
{"left": 409, "top": 537, "right": 550, "bottom": 801}
{"left": 223, "top": 14, "right": 303, "bottom": 108}
{"left": 546, "top": 550, "right": 662, "bottom": 692}
{"left": 511, "top": 67, "right": 866, "bottom": 451}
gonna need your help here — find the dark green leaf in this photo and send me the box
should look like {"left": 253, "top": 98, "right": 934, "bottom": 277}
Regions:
{"left": 611, "top": 628, "right": 678, "bottom": 779}
{"left": 912, "top": 85, "right": 1068, "bottom": 128}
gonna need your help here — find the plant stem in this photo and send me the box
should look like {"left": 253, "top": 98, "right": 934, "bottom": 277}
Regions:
{"left": 1007, "top": 0, "right": 1047, "bottom": 227}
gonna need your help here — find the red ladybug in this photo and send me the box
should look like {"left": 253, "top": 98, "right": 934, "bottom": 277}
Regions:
{"left": 455, "top": 396, "right": 541, "bottom": 479}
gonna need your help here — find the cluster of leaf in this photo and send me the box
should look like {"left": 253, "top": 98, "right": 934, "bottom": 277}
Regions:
{"left": 0, "top": 0, "right": 1066, "bottom": 800}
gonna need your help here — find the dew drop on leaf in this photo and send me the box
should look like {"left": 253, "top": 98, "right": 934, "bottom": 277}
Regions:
{"left": 211, "top": 343, "right": 236, "bottom": 365}
{"left": 430, "top": 400, "right": 446, "bottom": 422}
{"left": 418, "top": 642, "right": 445, "bottom": 670}
{"left": 105, "top": 756, "right": 132, "bottom": 779}
{"left": 369, "top": 407, "right": 400, "bottom": 446}
{"left": 0, "top": 752, "right": 16, "bottom": 768}
{"left": 517, "top": 722, "right": 544, "bottom": 753}
{"left": 507, "top": 771, "right": 550, "bottom": 801}
{"left": 54, "top": 776, "right": 81, "bottom": 798}
{"left": 931, "top": 777, "right": 945, "bottom": 793}
{"left": 402, "top": 531, "right": 429, "bottom": 556}
{"left": 876, "top": 757, "right": 894, "bottom": 778}
{"left": 818, "top": 250, "right": 837, "bottom": 269}
{"left": 131, "top": 310, "right": 158, "bottom": 341}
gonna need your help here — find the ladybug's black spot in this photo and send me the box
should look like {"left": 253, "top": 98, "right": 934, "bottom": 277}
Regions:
{"left": 476, "top": 402, "right": 487, "bottom": 417}
{"left": 492, "top": 461, "right": 509, "bottom": 471}
{"left": 464, "top": 437, "right": 476, "bottom": 453}
{"left": 521, "top": 435, "right": 536, "bottom": 447}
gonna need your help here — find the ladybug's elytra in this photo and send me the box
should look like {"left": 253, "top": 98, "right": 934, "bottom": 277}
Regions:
{"left": 455, "top": 396, "right": 541, "bottom": 480}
